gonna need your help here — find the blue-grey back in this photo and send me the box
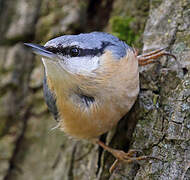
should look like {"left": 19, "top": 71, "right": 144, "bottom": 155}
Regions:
{"left": 43, "top": 75, "right": 59, "bottom": 121}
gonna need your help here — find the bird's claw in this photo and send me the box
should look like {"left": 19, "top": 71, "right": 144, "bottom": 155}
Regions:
{"left": 109, "top": 149, "right": 162, "bottom": 173}
{"left": 137, "top": 47, "right": 176, "bottom": 66}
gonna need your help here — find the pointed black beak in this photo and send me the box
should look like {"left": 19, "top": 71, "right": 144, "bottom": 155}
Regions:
{"left": 24, "top": 43, "right": 57, "bottom": 59}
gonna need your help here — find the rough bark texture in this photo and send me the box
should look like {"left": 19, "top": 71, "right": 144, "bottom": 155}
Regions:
{"left": 131, "top": 0, "right": 190, "bottom": 179}
{"left": 0, "top": 0, "right": 189, "bottom": 180}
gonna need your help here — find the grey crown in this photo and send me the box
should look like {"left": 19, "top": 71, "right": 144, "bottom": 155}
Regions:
{"left": 45, "top": 32, "right": 131, "bottom": 59}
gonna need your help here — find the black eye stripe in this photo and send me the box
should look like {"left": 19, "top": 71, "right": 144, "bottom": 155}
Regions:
{"left": 45, "top": 41, "right": 114, "bottom": 57}
{"left": 45, "top": 46, "right": 102, "bottom": 57}
{"left": 79, "top": 48, "right": 101, "bottom": 56}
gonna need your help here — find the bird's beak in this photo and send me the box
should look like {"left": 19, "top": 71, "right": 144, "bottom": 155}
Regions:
{"left": 24, "top": 43, "right": 58, "bottom": 61}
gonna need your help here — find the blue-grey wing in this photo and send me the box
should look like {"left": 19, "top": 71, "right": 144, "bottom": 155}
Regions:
{"left": 43, "top": 75, "right": 59, "bottom": 121}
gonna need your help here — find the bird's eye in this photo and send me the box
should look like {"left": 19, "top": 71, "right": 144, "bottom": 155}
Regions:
{"left": 70, "top": 47, "right": 80, "bottom": 57}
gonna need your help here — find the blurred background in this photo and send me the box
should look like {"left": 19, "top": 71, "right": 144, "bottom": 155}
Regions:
{"left": 0, "top": 0, "right": 190, "bottom": 180}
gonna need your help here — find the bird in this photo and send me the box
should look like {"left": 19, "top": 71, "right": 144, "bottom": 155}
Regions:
{"left": 24, "top": 32, "right": 176, "bottom": 173}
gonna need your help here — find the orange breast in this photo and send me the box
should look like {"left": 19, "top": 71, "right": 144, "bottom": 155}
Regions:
{"left": 45, "top": 49, "right": 139, "bottom": 140}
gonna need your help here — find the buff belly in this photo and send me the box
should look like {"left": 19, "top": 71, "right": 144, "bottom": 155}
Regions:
{"left": 57, "top": 99, "right": 124, "bottom": 140}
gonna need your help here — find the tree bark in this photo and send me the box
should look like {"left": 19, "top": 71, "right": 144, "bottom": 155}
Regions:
{"left": 131, "top": 0, "right": 190, "bottom": 179}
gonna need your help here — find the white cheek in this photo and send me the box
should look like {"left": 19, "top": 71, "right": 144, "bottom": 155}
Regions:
{"left": 42, "top": 57, "right": 61, "bottom": 78}
{"left": 62, "top": 56, "right": 100, "bottom": 74}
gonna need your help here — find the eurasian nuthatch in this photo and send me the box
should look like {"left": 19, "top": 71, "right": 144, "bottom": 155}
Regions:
{"left": 24, "top": 32, "right": 176, "bottom": 173}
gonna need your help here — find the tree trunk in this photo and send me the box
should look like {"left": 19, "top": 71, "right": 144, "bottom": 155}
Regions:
{"left": 0, "top": 0, "right": 189, "bottom": 180}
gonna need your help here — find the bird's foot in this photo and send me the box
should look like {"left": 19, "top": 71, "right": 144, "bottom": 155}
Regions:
{"left": 96, "top": 140, "right": 161, "bottom": 173}
{"left": 137, "top": 47, "right": 176, "bottom": 66}
{"left": 109, "top": 149, "right": 160, "bottom": 173}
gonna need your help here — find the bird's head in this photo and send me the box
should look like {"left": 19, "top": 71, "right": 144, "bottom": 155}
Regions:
{"left": 25, "top": 32, "right": 131, "bottom": 74}
{"left": 25, "top": 32, "right": 138, "bottom": 99}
